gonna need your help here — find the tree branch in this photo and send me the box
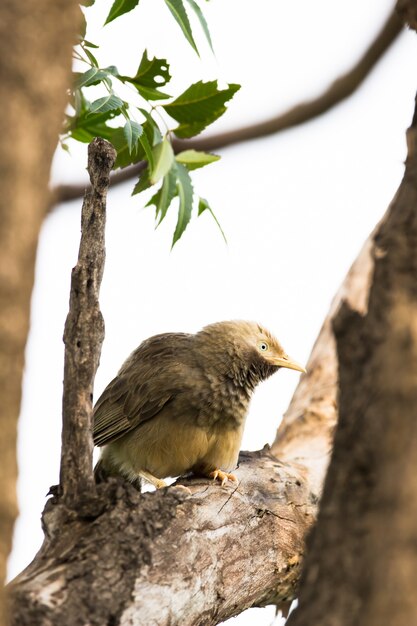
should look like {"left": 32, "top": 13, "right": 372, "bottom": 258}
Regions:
{"left": 51, "top": 8, "right": 402, "bottom": 207}
{"left": 60, "top": 138, "right": 116, "bottom": 508}
{"left": 8, "top": 210, "right": 379, "bottom": 625}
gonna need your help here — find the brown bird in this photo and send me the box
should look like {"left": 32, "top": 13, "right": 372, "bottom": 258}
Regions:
{"left": 93, "top": 320, "right": 305, "bottom": 488}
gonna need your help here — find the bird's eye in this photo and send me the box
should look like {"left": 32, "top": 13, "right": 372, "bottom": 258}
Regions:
{"left": 258, "top": 341, "right": 269, "bottom": 352}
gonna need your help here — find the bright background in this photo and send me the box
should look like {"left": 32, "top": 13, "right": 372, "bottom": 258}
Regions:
{"left": 9, "top": 1, "right": 416, "bottom": 624}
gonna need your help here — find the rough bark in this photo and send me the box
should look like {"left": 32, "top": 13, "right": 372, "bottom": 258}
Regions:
{"left": 51, "top": 8, "right": 402, "bottom": 206}
{"left": 8, "top": 213, "right": 377, "bottom": 624}
{"left": 60, "top": 138, "right": 116, "bottom": 508}
{"left": 0, "top": 1, "right": 80, "bottom": 623}
{"left": 286, "top": 92, "right": 417, "bottom": 626}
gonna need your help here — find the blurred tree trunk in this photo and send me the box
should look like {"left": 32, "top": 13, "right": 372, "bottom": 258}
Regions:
{"left": 0, "top": 1, "right": 80, "bottom": 623}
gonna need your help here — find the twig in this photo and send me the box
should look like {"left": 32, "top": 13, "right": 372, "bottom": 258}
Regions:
{"left": 59, "top": 137, "right": 116, "bottom": 509}
{"left": 50, "top": 8, "right": 402, "bottom": 207}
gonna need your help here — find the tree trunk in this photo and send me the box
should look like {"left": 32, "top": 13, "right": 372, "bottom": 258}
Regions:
{"left": 286, "top": 2, "right": 417, "bottom": 622}
{"left": 0, "top": 1, "right": 81, "bottom": 623}
{"left": 287, "top": 94, "right": 417, "bottom": 626}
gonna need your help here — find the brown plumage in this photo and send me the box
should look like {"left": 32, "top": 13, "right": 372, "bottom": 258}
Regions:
{"left": 93, "top": 320, "right": 305, "bottom": 488}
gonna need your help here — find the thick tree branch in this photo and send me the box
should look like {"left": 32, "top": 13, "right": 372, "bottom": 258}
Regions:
{"left": 51, "top": 8, "right": 402, "bottom": 206}
{"left": 8, "top": 216, "right": 379, "bottom": 625}
{"left": 60, "top": 138, "right": 116, "bottom": 508}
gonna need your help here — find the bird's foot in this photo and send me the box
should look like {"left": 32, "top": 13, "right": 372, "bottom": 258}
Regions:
{"left": 208, "top": 469, "right": 238, "bottom": 487}
{"left": 139, "top": 470, "right": 167, "bottom": 489}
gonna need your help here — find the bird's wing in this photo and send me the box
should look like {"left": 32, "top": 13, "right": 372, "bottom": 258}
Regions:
{"left": 93, "top": 332, "right": 193, "bottom": 447}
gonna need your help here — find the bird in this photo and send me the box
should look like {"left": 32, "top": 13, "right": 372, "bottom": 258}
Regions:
{"left": 93, "top": 320, "right": 305, "bottom": 489}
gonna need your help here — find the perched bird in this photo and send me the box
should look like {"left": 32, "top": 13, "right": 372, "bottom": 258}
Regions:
{"left": 93, "top": 320, "right": 305, "bottom": 488}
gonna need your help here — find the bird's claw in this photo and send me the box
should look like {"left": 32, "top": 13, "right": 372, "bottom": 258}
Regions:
{"left": 209, "top": 469, "right": 238, "bottom": 487}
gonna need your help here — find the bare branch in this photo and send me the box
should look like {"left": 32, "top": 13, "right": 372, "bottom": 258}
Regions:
{"left": 60, "top": 138, "right": 116, "bottom": 509}
{"left": 51, "top": 8, "right": 402, "bottom": 207}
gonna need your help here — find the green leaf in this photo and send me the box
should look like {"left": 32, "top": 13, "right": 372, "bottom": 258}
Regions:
{"left": 111, "top": 127, "right": 146, "bottom": 169}
{"left": 83, "top": 40, "right": 99, "bottom": 48}
{"left": 172, "top": 163, "right": 194, "bottom": 247}
{"left": 132, "top": 167, "right": 151, "bottom": 195}
{"left": 80, "top": 0, "right": 95, "bottom": 5}
{"left": 66, "top": 98, "right": 120, "bottom": 143}
{"left": 104, "top": 0, "right": 140, "bottom": 25}
{"left": 163, "top": 0, "right": 198, "bottom": 55}
{"left": 74, "top": 67, "right": 108, "bottom": 88}
{"left": 131, "top": 51, "right": 170, "bottom": 87}
{"left": 138, "top": 108, "right": 162, "bottom": 145}
{"left": 104, "top": 65, "right": 120, "bottom": 76}
{"left": 198, "top": 196, "right": 226, "bottom": 242}
{"left": 74, "top": 89, "right": 83, "bottom": 116}
{"left": 139, "top": 132, "right": 154, "bottom": 170}
{"left": 79, "top": 7, "right": 87, "bottom": 39}
{"left": 175, "top": 149, "right": 220, "bottom": 170}
{"left": 163, "top": 80, "right": 240, "bottom": 137}
{"left": 123, "top": 120, "right": 143, "bottom": 153}
{"left": 88, "top": 94, "right": 124, "bottom": 114}
{"left": 120, "top": 52, "right": 171, "bottom": 101}
{"left": 184, "top": 0, "right": 214, "bottom": 53}
{"left": 150, "top": 138, "right": 175, "bottom": 184}
{"left": 84, "top": 47, "right": 99, "bottom": 67}
{"left": 147, "top": 168, "right": 178, "bottom": 224}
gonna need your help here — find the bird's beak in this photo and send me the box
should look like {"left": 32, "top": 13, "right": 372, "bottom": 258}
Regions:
{"left": 272, "top": 354, "right": 306, "bottom": 374}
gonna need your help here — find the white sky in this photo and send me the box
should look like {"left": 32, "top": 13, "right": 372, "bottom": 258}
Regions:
{"left": 9, "top": 1, "right": 417, "bottom": 624}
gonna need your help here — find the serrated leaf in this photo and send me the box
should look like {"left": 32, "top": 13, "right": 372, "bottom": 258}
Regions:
{"left": 147, "top": 168, "right": 178, "bottom": 224}
{"left": 198, "top": 196, "right": 226, "bottom": 242}
{"left": 163, "top": 80, "right": 240, "bottom": 138}
{"left": 132, "top": 51, "right": 171, "bottom": 87}
{"left": 88, "top": 94, "right": 123, "bottom": 114}
{"left": 184, "top": 0, "right": 214, "bottom": 53}
{"left": 164, "top": 0, "right": 198, "bottom": 55}
{"left": 172, "top": 163, "right": 194, "bottom": 247}
{"left": 123, "top": 120, "right": 143, "bottom": 153}
{"left": 104, "top": 0, "right": 140, "bottom": 25}
{"left": 132, "top": 167, "right": 151, "bottom": 195}
{"left": 175, "top": 149, "right": 220, "bottom": 170}
{"left": 66, "top": 100, "right": 120, "bottom": 143}
{"left": 111, "top": 127, "right": 146, "bottom": 169}
{"left": 150, "top": 138, "right": 174, "bottom": 184}
{"left": 120, "top": 52, "right": 171, "bottom": 101}
{"left": 137, "top": 85, "right": 172, "bottom": 101}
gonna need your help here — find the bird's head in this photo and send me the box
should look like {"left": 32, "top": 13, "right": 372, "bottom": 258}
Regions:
{"left": 195, "top": 320, "right": 306, "bottom": 387}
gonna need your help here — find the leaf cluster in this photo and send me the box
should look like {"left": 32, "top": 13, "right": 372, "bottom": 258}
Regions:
{"left": 68, "top": 0, "right": 240, "bottom": 246}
